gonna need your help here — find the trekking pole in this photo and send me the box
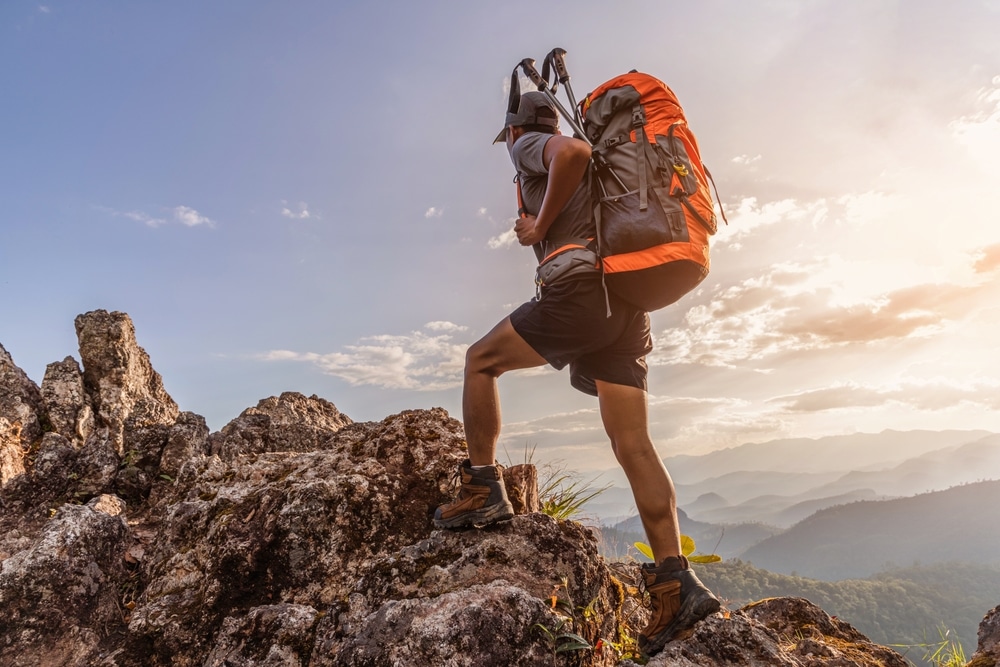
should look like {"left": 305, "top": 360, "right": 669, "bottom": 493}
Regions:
{"left": 543, "top": 48, "right": 583, "bottom": 129}
{"left": 518, "top": 58, "right": 590, "bottom": 146}
{"left": 517, "top": 58, "right": 629, "bottom": 195}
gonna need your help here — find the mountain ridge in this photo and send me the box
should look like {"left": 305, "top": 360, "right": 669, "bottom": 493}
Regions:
{"left": 741, "top": 479, "right": 1000, "bottom": 580}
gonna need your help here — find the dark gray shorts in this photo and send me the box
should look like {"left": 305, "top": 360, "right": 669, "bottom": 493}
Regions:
{"left": 509, "top": 275, "right": 652, "bottom": 396}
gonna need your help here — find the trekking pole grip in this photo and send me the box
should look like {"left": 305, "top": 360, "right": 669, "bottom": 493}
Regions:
{"left": 519, "top": 58, "right": 547, "bottom": 91}
{"left": 550, "top": 48, "right": 570, "bottom": 83}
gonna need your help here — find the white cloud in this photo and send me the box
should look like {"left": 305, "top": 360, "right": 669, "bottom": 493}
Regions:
{"left": 770, "top": 378, "right": 1000, "bottom": 413}
{"left": 281, "top": 201, "right": 312, "bottom": 220}
{"left": 424, "top": 207, "right": 443, "bottom": 218}
{"left": 950, "top": 75, "right": 1000, "bottom": 173}
{"left": 649, "top": 247, "right": 998, "bottom": 371}
{"left": 488, "top": 227, "right": 517, "bottom": 249}
{"left": 731, "top": 154, "right": 762, "bottom": 165}
{"left": 103, "top": 204, "right": 215, "bottom": 228}
{"left": 123, "top": 210, "right": 167, "bottom": 228}
{"left": 173, "top": 206, "right": 214, "bottom": 227}
{"left": 38, "top": 5, "right": 50, "bottom": 13}
{"left": 424, "top": 321, "right": 468, "bottom": 333}
{"left": 259, "top": 323, "right": 472, "bottom": 391}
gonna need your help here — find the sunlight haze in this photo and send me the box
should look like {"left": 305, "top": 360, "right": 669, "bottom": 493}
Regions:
{"left": 3, "top": 1, "right": 999, "bottom": 476}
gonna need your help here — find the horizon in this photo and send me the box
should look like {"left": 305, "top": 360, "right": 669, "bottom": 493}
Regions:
{"left": 3, "top": 2, "right": 1000, "bottom": 475}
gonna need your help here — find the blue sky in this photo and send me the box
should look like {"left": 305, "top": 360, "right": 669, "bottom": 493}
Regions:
{"left": 3, "top": 1, "right": 1000, "bottom": 476}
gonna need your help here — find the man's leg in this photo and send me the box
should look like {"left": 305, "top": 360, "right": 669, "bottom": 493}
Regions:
{"left": 595, "top": 379, "right": 720, "bottom": 655}
{"left": 433, "top": 317, "right": 547, "bottom": 529}
{"left": 463, "top": 317, "right": 547, "bottom": 465}
{"left": 595, "top": 379, "right": 681, "bottom": 563}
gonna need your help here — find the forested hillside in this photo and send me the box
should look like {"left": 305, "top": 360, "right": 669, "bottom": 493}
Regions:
{"left": 695, "top": 559, "right": 1000, "bottom": 667}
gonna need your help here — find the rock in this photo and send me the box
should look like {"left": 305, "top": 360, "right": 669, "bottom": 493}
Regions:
{"left": 969, "top": 604, "right": 1000, "bottom": 667}
{"left": 209, "top": 391, "right": 352, "bottom": 460}
{"left": 0, "top": 417, "right": 26, "bottom": 486}
{"left": 203, "top": 604, "right": 322, "bottom": 666}
{"left": 319, "top": 581, "right": 558, "bottom": 666}
{"left": 325, "top": 514, "right": 622, "bottom": 666}
{"left": 40, "top": 356, "right": 95, "bottom": 446}
{"left": 0, "top": 342, "right": 45, "bottom": 457}
{"left": 504, "top": 462, "right": 540, "bottom": 515}
{"left": 123, "top": 408, "right": 467, "bottom": 664}
{"left": 740, "top": 597, "right": 909, "bottom": 666}
{"left": 0, "top": 494, "right": 130, "bottom": 667}
{"left": 0, "top": 311, "right": 950, "bottom": 667}
{"left": 157, "top": 410, "right": 210, "bottom": 479}
{"left": 75, "top": 310, "right": 179, "bottom": 455}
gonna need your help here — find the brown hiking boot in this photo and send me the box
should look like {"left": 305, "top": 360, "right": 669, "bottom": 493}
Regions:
{"left": 638, "top": 555, "right": 721, "bottom": 657}
{"left": 432, "top": 459, "right": 515, "bottom": 529}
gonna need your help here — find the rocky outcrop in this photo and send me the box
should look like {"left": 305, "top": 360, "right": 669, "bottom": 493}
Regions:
{"left": 209, "top": 391, "right": 352, "bottom": 460}
{"left": 0, "top": 311, "right": 950, "bottom": 666}
{"left": 40, "top": 356, "right": 94, "bottom": 446}
{"left": 75, "top": 310, "right": 179, "bottom": 455}
{"left": 970, "top": 604, "right": 1000, "bottom": 667}
{"left": 0, "top": 342, "right": 45, "bottom": 485}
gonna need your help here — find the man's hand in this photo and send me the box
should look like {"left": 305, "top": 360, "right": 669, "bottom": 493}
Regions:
{"left": 514, "top": 214, "right": 545, "bottom": 246}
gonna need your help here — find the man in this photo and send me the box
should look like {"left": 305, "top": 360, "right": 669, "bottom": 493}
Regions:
{"left": 433, "top": 90, "right": 719, "bottom": 656}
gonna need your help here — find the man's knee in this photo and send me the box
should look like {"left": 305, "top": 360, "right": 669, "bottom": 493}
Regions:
{"left": 465, "top": 338, "right": 497, "bottom": 377}
{"left": 465, "top": 318, "right": 545, "bottom": 379}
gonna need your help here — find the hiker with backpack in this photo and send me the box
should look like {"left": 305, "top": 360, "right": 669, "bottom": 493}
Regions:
{"left": 433, "top": 52, "right": 721, "bottom": 657}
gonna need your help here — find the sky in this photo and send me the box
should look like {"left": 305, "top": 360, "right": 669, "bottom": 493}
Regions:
{"left": 2, "top": 1, "right": 1000, "bottom": 479}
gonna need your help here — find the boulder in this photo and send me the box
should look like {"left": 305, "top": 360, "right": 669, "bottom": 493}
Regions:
{"left": 0, "top": 494, "right": 130, "bottom": 667}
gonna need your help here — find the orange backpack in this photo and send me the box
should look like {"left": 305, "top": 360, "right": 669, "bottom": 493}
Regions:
{"left": 581, "top": 71, "right": 722, "bottom": 311}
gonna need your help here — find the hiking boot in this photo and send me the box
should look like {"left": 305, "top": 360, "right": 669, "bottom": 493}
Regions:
{"left": 432, "top": 459, "right": 515, "bottom": 529}
{"left": 638, "top": 555, "right": 721, "bottom": 657}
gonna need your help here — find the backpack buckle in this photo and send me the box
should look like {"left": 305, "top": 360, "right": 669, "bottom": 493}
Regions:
{"left": 631, "top": 106, "right": 646, "bottom": 128}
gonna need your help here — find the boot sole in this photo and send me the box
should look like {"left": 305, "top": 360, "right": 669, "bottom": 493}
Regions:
{"left": 640, "top": 590, "right": 721, "bottom": 656}
{"left": 432, "top": 501, "right": 515, "bottom": 529}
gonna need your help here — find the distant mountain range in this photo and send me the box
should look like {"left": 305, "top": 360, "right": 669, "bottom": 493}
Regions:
{"left": 599, "top": 479, "right": 1000, "bottom": 581}
{"left": 587, "top": 429, "right": 1000, "bottom": 528}
{"left": 591, "top": 430, "right": 1000, "bottom": 582}
{"left": 740, "top": 479, "right": 1000, "bottom": 580}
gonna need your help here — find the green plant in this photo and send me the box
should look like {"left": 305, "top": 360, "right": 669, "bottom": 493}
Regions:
{"left": 600, "top": 620, "right": 646, "bottom": 663}
{"left": 534, "top": 576, "right": 593, "bottom": 664}
{"left": 890, "top": 625, "right": 967, "bottom": 667}
{"left": 634, "top": 535, "right": 722, "bottom": 564}
{"left": 538, "top": 464, "right": 611, "bottom": 521}
{"left": 503, "top": 443, "right": 610, "bottom": 521}
{"left": 533, "top": 618, "right": 592, "bottom": 665}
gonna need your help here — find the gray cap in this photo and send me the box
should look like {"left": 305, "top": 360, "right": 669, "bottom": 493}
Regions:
{"left": 492, "top": 91, "right": 559, "bottom": 144}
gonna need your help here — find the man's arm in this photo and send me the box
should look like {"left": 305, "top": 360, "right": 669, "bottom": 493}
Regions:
{"left": 514, "top": 135, "right": 591, "bottom": 247}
